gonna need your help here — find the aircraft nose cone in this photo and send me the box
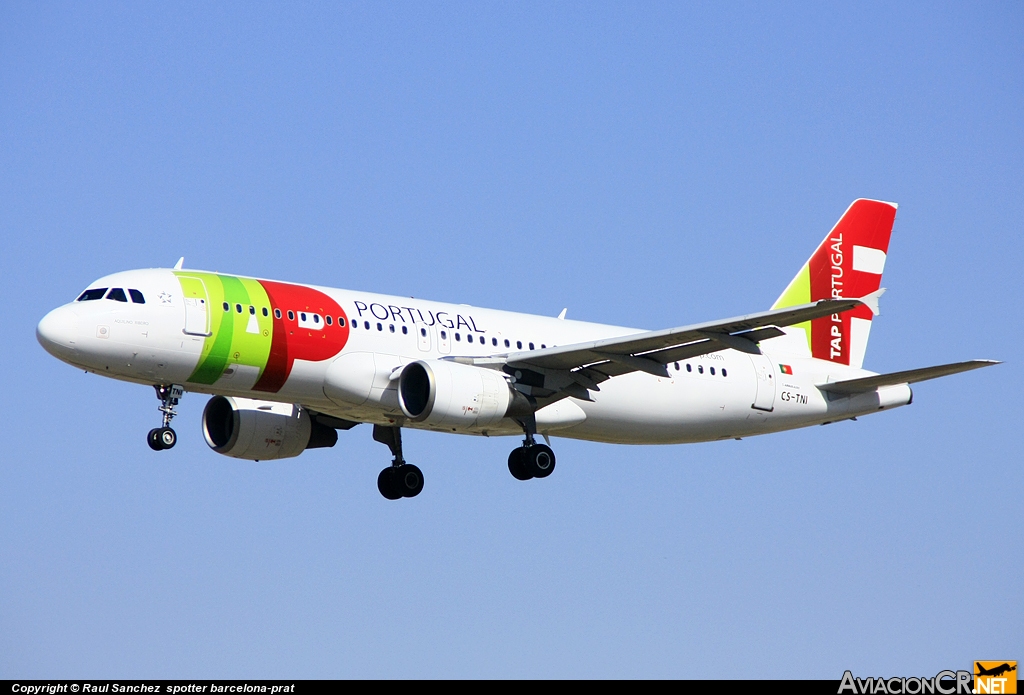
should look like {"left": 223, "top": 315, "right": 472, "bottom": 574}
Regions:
{"left": 37, "top": 306, "right": 79, "bottom": 358}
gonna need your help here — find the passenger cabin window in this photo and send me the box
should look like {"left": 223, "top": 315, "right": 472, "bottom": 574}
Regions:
{"left": 492, "top": 338, "right": 498, "bottom": 346}
{"left": 236, "top": 304, "right": 243, "bottom": 313}
{"left": 77, "top": 288, "right": 107, "bottom": 301}
{"left": 224, "top": 302, "right": 230, "bottom": 312}
{"left": 262, "top": 307, "right": 269, "bottom": 317}
{"left": 402, "top": 326, "right": 408, "bottom": 335}
{"left": 106, "top": 288, "right": 128, "bottom": 302}
{"left": 516, "top": 341, "right": 522, "bottom": 349}
{"left": 288, "top": 311, "right": 295, "bottom": 320}
{"left": 338, "top": 317, "right": 346, "bottom": 327}
{"left": 686, "top": 364, "right": 692, "bottom": 372}
{"left": 326, "top": 315, "right": 333, "bottom": 325}
{"left": 722, "top": 369, "right": 728, "bottom": 377}
{"left": 249, "top": 305, "right": 255, "bottom": 315}
{"left": 504, "top": 339, "right": 510, "bottom": 348}
{"left": 274, "top": 309, "right": 282, "bottom": 319}
{"left": 129, "top": 289, "right": 145, "bottom": 304}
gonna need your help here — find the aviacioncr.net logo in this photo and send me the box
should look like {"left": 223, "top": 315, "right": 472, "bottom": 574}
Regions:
{"left": 974, "top": 662, "right": 1017, "bottom": 694}
{"left": 838, "top": 670, "right": 973, "bottom": 695}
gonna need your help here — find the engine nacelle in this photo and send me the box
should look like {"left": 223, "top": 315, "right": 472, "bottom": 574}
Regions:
{"left": 397, "top": 360, "right": 530, "bottom": 429}
{"left": 202, "top": 396, "right": 338, "bottom": 460}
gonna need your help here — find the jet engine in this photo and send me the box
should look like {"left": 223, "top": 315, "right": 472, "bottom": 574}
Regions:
{"left": 397, "top": 360, "right": 531, "bottom": 428}
{"left": 202, "top": 396, "right": 338, "bottom": 460}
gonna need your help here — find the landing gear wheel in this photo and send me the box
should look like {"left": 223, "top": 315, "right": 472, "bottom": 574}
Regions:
{"left": 158, "top": 427, "right": 177, "bottom": 449}
{"left": 524, "top": 444, "right": 556, "bottom": 478}
{"left": 508, "top": 447, "right": 532, "bottom": 480}
{"left": 377, "top": 467, "right": 402, "bottom": 500}
{"left": 148, "top": 427, "right": 177, "bottom": 451}
{"left": 394, "top": 464, "right": 424, "bottom": 498}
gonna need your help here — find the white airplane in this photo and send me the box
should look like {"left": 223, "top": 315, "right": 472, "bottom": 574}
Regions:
{"left": 37, "top": 199, "right": 997, "bottom": 500}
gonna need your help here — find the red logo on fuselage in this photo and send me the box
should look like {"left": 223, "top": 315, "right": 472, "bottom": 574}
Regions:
{"left": 252, "top": 280, "right": 349, "bottom": 392}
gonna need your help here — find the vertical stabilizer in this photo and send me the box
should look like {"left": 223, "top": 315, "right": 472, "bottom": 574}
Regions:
{"left": 770, "top": 199, "right": 897, "bottom": 368}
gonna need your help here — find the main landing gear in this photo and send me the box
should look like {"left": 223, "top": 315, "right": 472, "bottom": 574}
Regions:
{"left": 507, "top": 414, "right": 556, "bottom": 481}
{"left": 373, "top": 424, "right": 423, "bottom": 500}
{"left": 148, "top": 384, "right": 183, "bottom": 451}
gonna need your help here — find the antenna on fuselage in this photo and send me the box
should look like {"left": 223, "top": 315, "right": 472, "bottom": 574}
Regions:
{"left": 173, "top": 257, "right": 184, "bottom": 270}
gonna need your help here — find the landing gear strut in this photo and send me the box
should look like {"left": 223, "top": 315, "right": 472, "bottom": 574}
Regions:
{"left": 373, "top": 424, "right": 423, "bottom": 500}
{"left": 148, "top": 384, "right": 183, "bottom": 451}
{"left": 508, "top": 414, "right": 556, "bottom": 481}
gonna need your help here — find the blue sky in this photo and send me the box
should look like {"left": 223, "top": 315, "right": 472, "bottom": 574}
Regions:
{"left": 1, "top": 1, "right": 1020, "bottom": 678}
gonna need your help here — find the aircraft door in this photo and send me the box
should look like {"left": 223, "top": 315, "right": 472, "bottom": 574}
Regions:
{"left": 748, "top": 354, "right": 776, "bottom": 412}
{"left": 417, "top": 325, "right": 431, "bottom": 352}
{"left": 178, "top": 276, "right": 212, "bottom": 337}
{"left": 437, "top": 327, "right": 451, "bottom": 355}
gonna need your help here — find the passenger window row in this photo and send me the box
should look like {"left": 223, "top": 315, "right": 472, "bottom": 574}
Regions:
{"left": 352, "top": 321, "right": 549, "bottom": 350}
{"left": 673, "top": 361, "right": 728, "bottom": 377}
{"left": 77, "top": 288, "right": 145, "bottom": 304}
{"left": 351, "top": 321, "right": 409, "bottom": 335}
{"left": 219, "top": 303, "right": 350, "bottom": 328}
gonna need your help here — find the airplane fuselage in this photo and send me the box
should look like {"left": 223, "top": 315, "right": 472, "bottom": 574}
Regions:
{"left": 37, "top": 267, "right": 911, "bottom": 446}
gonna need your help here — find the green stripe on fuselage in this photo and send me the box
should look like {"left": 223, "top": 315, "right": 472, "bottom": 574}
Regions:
{"left": 174, "top": 272, "right": 273, "bottom": 385}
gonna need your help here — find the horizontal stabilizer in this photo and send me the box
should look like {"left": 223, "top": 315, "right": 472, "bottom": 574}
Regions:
{"left": 817, "top": 359, "right": 1000, "bottom": 395}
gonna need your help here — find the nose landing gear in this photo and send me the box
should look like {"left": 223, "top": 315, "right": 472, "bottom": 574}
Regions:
{"left": 373, "top": 424, "right": 423, "bottom": 500}
{"left": 148, "top": 384, "right": 183, "bottom": 451}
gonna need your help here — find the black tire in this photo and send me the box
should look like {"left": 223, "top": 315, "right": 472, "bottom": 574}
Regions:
{"left": 377, "top": 467, "right": 402, "bottom": 500}
{"left": 147, "top": 429, "right": 164, "bottom": 451}
{"left": 394, "top": 464, "right": 424, "bottom": 498}
{"left": 525, "top": 444, "right": 556, "bottom": 478}
{"left": 508, "top": 447, "right": 532, "bottom": 480}
{"left": 159, "top": 427, "right": 177, "bottom": 449}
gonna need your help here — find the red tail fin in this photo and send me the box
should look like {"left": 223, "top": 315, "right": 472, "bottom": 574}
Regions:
{"left": 772, "top": 199, "right": 897, "bottom": 368}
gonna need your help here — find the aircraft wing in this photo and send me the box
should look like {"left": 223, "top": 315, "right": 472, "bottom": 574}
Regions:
{"left": 817, "top": 359, "right": 1000, "bottom": 395}
{"left": 478, "top": 295, "right": 881, "bottom": 397}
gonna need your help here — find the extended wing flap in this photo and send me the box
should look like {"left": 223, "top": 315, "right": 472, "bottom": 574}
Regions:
{"left": 817, "top": 359, "right": 1000, "bottom": 395}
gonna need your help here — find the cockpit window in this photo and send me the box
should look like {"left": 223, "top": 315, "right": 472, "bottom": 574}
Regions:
{"left": 77, "top": 288, "right": 107, "bottom": 301}
{"left": 129, "top": 289, "right": 145, "bottom": 304}
{"left": 106, "top": 288, "right": 128, "bottom": 302}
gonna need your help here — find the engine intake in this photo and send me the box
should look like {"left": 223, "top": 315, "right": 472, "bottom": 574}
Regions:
{"left": 397, "top": 360, "right": 530, "bottom": 428}
{"left": 202, "top": 396, "right": 337, "bottom": 460}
